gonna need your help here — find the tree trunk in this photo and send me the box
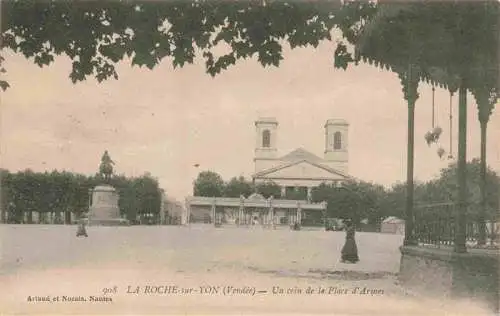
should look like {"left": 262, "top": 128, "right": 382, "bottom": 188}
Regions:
{"left": 455, "top": 84, "right": 467, "bottom": 253}
{"left": 54, "top": 211, "right": 62, "bottom": 224}
{"left": 65, "top": 210, "right": 72, "bottom": 224}
{"left": 477, "top": 120, "right": 487, "bottom": 245}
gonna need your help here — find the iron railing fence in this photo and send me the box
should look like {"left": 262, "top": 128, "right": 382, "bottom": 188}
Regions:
{"left": 414, "top": 202, "right": 498, "bottom": 248}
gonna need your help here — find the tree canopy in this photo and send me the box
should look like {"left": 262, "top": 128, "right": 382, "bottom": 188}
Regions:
{"left": 0, "top": 0, "right": 376, "bottom": 90}
{"left": 2, "top": 0, "right": 497, "bottom": 113}
{"left": 224, "top": 176, "right": 253, "bottom": 198}
{"left": 0, "top": 168, "right": 162, "bottom": 224}
{"left": 193, "top": 170, "right": 225, "bottom": 197}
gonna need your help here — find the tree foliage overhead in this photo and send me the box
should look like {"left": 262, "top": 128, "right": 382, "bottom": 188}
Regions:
{"left": 0, "top": 0, "right": 376, "bottom": 90}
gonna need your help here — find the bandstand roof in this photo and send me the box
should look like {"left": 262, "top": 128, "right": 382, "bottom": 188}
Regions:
{"left": 342, "top": 0, "right": 498, "bottom": 103}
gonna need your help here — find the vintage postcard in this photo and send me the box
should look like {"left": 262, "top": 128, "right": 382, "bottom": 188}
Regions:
{"left": 0, "top": 1, "right": 498, "bottom": 315}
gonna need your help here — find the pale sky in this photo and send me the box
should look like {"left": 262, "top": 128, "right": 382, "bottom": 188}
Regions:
{"left": 1, "top": 40, "right": 499, "bottom": 201}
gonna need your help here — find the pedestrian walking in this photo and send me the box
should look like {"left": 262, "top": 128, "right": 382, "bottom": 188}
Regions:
{"left": 76, "top": 219, "right": 88, "bottom": 238}
{"left": 341, "top": 220, "right": 359, "bottom": 263}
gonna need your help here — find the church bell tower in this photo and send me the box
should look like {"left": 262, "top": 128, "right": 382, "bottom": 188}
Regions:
{"left": 324, "top": 119, "right": 349, "bottom": 173}
{"left": 254, "top": 117, "right": 278, "bottom": 173}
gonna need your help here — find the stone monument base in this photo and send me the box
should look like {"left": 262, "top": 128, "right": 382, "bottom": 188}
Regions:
{"left": 88, "top": 184, "right": 129, "bottom": 227}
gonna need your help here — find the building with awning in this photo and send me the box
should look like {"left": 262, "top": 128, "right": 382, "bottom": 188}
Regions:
{"left": 184, "top": 193, "right": 326, "bottom": 227}
{"left": 380, "top": 216, "right": 405, "bottom": 235}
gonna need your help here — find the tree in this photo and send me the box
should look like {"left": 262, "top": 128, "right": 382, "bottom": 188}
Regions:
{"left": 384, "top": 160, "right": 499, "bottom": 221}
{"left": 114, "top": 175, "right": 139, "bottom": 223}
{"left": 193, "top": 171, "right": 224, "bottom": 197}
{"left": 0, "top": 169, "right": 10, "bottom": 222}
{"left": 311, "top": 181, "right": 386, "bottom": 225}
{"left": 0, "top": 168, "right": 164, "bottom": 225}
{"left": 224, "top": 176, "right": 253, "bottom": 198}
{"left": 380, "top": 182, "right": 407, "bottom": 220}
{"left": 255, "top": 181, "right": 281, "bottom": 199}
{"left": 0, "top": 1, "right": 375, "bottom": 90}
{"left": 133, "top": 174, "right": 162, "bottom": 223}
{"left": 433, "top": 159, "right": 499, "bottom": 219}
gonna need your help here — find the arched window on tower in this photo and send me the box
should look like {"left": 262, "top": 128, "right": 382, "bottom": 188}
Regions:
{"left": 334, "top": 132, "right": 342, "bottom": 150}
{"left": 262, "top": 129, "right": 271, "bottom": 148}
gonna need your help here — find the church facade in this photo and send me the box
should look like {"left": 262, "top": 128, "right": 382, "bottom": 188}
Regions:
{"left": 252, "top": 117, "right": 353, "bottom": 200}
{"left": 183, "top": 118, "right": 353, "bottom": 227}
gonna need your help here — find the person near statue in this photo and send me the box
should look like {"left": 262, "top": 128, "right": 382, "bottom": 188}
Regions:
{"left": 76, "top": 219, "right": 88, "bottom": 237}
{"left": 341, "top": 219, "right": 359, "bottom": 263}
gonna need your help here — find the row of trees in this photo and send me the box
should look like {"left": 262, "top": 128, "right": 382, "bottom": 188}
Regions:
{"left": 193, "top": 171, "right": 316, "bottom": 200}
{"left": 194, "top": 159, "right": 500, "bottom": 226}
{"left": 193, "top": 172, "right": 281, "bottom": 199}
{"left": 0, "top": 169, "right": 162, "bottom": 224}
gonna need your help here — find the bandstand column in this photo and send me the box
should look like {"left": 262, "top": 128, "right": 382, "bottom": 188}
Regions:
{"left": 307, "top": 187, "right": 312, "bottom": 201}
{"left": 402, "top": 64, "right": 418, "bottom": 246}
{"left": 454, "top": 84, "right": 467, "bottom": 253}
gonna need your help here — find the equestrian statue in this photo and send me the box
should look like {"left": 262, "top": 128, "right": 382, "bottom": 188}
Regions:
{"left": 99, "top": 150, "right": 115, "bottom": 182}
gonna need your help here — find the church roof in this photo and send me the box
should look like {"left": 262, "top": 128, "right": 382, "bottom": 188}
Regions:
{"left": 252, "top": 159, "right": 352, "bottom": 180}
{"left": 279, "top": 148, "right": 324, "bottom": 162}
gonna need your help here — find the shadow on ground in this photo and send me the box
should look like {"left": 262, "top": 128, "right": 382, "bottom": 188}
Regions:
{"left": 246, "top": 265, "right": 396, "bottom": 281}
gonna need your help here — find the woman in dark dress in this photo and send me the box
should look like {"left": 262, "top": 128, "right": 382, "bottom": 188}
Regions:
{"left": 341, "top": 220, "right": 359, "bottom": 263}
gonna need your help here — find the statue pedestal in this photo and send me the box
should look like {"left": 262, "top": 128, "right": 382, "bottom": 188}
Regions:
{"left": 88, "top": 185, "right": 129, "bottom": 226}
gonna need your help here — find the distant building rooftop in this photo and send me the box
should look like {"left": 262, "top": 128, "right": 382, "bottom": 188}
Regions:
{"left": 325, "top": 119, "right": 349, "bottom": 127}
{"left": 255, "top": 117, "right": 278, "bottom": 125}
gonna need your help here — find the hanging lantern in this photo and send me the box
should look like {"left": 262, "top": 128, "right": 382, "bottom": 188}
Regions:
{"left": 433, "top": 126, "right": 443, "bottom": 139}
{"left": 437, "top": 147, "right": 445, "bottom": 158}
{"left": 425, "top": 131, "right": 434, "bottom": 146}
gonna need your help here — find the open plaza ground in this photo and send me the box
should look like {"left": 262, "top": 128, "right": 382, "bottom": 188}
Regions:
{"left": 0, "top": 224, "right": 494, "bottom": 315}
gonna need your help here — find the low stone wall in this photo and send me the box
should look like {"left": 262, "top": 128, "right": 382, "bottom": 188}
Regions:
{"left": 86, "top": 218, "right": 130, "bottom": 226}
{"left": 399, "top": 246, "right": 499, "bottom": 312}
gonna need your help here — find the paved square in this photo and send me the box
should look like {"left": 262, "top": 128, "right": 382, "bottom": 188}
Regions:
{"left": 0, "top": 225, "right": 491, "bottom": 315}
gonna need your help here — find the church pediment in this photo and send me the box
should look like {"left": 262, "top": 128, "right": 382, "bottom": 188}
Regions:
{"left": 280, "top": 148, "right": 323, "bottom": 162}
{"left": 253, "top": 160, "right": 349, "bottom": 180}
